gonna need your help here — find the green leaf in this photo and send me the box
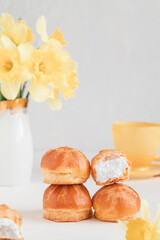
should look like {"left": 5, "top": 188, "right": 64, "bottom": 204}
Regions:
{"left": 0, "top": 91, "right": 7, "bottom": 101}
{"left": 26, "top": 92, "right": 30, "bottom": 98}
{"left": 21, "top": 86, "right": 25, "bottom": 98}
{"left": 16, "top": 87, "right": 21, "bottom": 99}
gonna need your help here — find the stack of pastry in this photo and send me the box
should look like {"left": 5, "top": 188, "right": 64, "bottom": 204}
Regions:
{"left": 41, "top": 147, "right": 92, "bottom": 222}
{"left": 91, "top": 150, "right": 141, "bottom": 222}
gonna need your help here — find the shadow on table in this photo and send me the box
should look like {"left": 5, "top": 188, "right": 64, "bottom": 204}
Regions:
{"left": 21, "top": 209, "right": 42, "bottom": 222}
{"left": 20, "top": 209, "right": 114, "bottom": 225}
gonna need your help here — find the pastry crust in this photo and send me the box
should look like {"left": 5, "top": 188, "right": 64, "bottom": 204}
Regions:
{"left": 91, "top": 149, "right": 132, "bottom": 186}
{"left": 41, "top": 169, "right": 88, "bottom": 185}
{"left": 43, "top": 184, "right": 92, "bottom": 222}
{"left": 43, "top": 209, "right": 92, "bottom": 222}
{"left": 41, "top": 147, "right": 90, "bottom": 184}
{"left": 92, "top": 183, "right": 141, "bottom": 222}
{"left": 0, "top": 204, "right": 23, "bottom": 239}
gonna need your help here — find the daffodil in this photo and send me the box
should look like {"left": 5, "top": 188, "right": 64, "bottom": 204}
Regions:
{"left": 0, "top": 13, "right": 78, "bottom": 110}
{"left": 28, "top": 16, "right": 78, "bottom": 110}
{"left": 0, "top": 35, "right": 33, "bottom": 99}
{"left": 0, "top": 13, "right": 34, "bottom": 45}
{"left": 119, "top": 200, "right": 160, "bottom": 240}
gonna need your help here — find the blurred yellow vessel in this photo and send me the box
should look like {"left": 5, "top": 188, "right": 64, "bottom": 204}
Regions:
{"left": 112, "top": 121, "right": 160, "bottom": 178}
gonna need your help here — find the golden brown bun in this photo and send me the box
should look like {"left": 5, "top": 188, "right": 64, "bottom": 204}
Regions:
{"left": 0, "top": 204, "right": 23, "bottom": 239}
{"left": 91, "top": 149, "right": 132, "bottom": 186}
{"left": 41, "top": 147, "right": 90, "bottom": 184}
{"left": 43, "top": 184, "right": 92, "bottom": 222}
{"left": 92, "top": 183, "right": 141, "bottom": 222}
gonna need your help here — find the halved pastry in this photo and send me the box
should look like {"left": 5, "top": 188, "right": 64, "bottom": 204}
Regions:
{"left": 91, "top": 149, "right": 132, "bottom": 185}
{"left": 0, "top": 204, "right": 23, "bottom": 240}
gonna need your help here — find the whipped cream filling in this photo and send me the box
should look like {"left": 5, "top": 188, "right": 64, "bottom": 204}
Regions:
{"left": 0, "top": 218, "right": 21, "bottom": 239}
{"left": 95, "top": 153, "right": 128, "bottom": 183}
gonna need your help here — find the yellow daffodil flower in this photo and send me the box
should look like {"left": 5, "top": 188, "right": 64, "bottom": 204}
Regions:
{"left": 0, "top": 35, "right": 33, "bottom": 99}
{"left": 0, "top": 13, "right": 78, "bottom": 110}
{"left": 119, "top": 200, "right": 160, "bottom": 240}
{"left": 0, "top": 13, "right": 34, "bottom": 45}
{"left": 28, "top": 16, "right": 78, "bottom": 110}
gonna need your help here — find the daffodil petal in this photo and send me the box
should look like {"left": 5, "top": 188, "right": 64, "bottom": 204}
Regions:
{"left": 26, "top": 27, "right": 34, "bottom": 42}
{"left": 0, "top": 35, "right": 16, "bottom": 49}
{"left": 0, "top": 13, "right": 30, "bottom": 45}
{"left": 118, "top": 220, "right": 128, "bottom": 232}
{"left": 40, "top": 38, "right": 62, "bottom": 51}
{"left": 12, "top": 23, "right": 28, "bottom": 45}
{"left": 49, "top": 28, "right": 66, "bottom": 46}
{"left": 141, "top": 199, "right": 150, "bottom": 222}
{"left": 152, "top": 204, "right": 160, "bottom": 229}
{"left": 47, "top": 89, "right": 62, "bottom": 111}
{"left": 17, "top": 20, "right": 34, "bottom": 42}
{"left": 0, "top": 13, "right": 13, "bottom": 31}
{"left": 125, "top": 218, "right": 153, "bottom": 240}
{"left": 155, "top": 231, "right": 160, "bottom": 240}
{"left": 18, "top": 68, "right": 32, "bottom": 82}
{"left": 1, "top": 79, "right": 21, "bottom": 100}
{"left": 29, "top": 79, "right": 50, "bottom": 102}
{"left": 36, "top": 16, "right": 48, "bottom": 42}
{"left": 18, "top": 43, "right": 34, "bottom": 63}
{"left": 61, "top": 88, "right": 75, "bottom": 99}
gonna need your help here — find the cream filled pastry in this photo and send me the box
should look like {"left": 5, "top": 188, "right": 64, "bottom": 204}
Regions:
{"left": 91, "top": 150, "right": 132, "bottom": 185}
{"left": 0, "top": 204, "right": 23, "bottom": 240}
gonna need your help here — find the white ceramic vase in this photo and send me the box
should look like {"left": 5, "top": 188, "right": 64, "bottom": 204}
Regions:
{"left": 0, "top": 99, "right": 33, "bottom": 186}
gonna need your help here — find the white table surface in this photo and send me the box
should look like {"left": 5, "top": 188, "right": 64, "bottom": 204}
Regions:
{"left": 1, "top": 151, "right": 160, "bottom": 240}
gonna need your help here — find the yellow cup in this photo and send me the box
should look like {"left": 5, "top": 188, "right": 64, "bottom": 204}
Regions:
{"left": 112, "top": 121, "right": 160, "bottom": 169}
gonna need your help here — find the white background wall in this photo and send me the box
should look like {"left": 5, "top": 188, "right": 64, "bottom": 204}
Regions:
{"left": 1, "top": 0, "right": 160, "bottom": 154}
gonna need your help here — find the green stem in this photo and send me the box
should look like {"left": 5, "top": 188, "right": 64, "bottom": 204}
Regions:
{"left": 20, "top": 82, "right": 27, "bottom": 98}
{"left": 26, "top": 92, "right": 30, "bottom": 98}
{"left": 0, "top": 91, "right": 7, "bottom": 101}
{"left": 16, "top": 87, "right": 21, "bottom": 99}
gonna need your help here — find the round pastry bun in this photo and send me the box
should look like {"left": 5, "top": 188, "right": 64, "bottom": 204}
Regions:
{"left": 92, "top": 183, "right": 140, "bottom": 222}
{"left": 43, "top": 184, "right": 92, "bottom": 222}
{"left": 91, "top": 149, "right": 132, "bottom": 186}
{"left": 41, "top": 147, "right": 90, "bottom": 184}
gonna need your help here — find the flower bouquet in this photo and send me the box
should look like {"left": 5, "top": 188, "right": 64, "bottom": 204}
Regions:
{"left": 0, "top": 13, "right": 78, "bottom": 185}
